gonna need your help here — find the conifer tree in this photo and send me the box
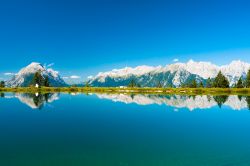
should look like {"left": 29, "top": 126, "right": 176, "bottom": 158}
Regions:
{"left": 246, "top": 69, "right": 250, "bottom": 88}
{"left": 0, "top": 81, "right": 5, "bottom": 88}
{"left": 180, "top": 83, "right": 186, "bottom": 88}
{"left": 44, "top": 76, "right": 50, "bottom": 87}
{"left": 199, "top": 81, "right": 204, "bottom": 88}
{"left": 236, "top": 77, "right": 244, "bottom": 88}
{"left": 128, "top": 78, "right": 136, "bottom": 88}
{"left": 85, "top": 82, "right": 90, "bottom": 87}
{"left": 206, "top": 77, "right": 212, "bottom": 88}
{"left": 189, "top": 79, "right": 197, "bottom": 88}
{"left": 213, "top": 71, "right": 229, "bottom": 88}
{"left": 167, "top": 83, "right": 174, "bottom": 88}
{"left": 32, "top": 72, "right": 44, "bottom": 87}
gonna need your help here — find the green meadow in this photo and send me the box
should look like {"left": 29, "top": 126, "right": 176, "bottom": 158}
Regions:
{"left": 2, "top": 87, "right": 250, "bottom": 95}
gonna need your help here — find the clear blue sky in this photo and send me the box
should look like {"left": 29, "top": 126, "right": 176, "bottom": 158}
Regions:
{"left": 1, "top": 0, "right": 250, "bottom": 82}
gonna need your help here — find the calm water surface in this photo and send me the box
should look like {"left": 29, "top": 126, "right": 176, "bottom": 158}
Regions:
{"left": 1, "top": 92, "right": 250, "bottom": 166}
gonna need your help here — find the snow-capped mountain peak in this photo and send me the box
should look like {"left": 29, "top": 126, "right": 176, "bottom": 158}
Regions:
{"left": 221, "top": 60, "right": 250, "bottom": 77}
{"left": 6, "top": 62, "right": 67, "bottom": 87}
{"left": 165, "top": 63, "right": 186, "bottom": 73}
{"left": 185, "top": 60, "right": 219, "bottom": 79}
{"left": 47, "top": 68, "right": 59, "bottom": 78}
{"left": 18, "top": 62, "right": 45, "bottom": 75}
{"left": 97, "top": 65, "right": 156, "bottom": 77}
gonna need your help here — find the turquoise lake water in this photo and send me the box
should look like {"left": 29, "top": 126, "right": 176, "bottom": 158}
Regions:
{"left": 1, "top": 92, "right": 250, "bottom": 166}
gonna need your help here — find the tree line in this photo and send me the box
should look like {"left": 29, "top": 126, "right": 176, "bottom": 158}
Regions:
{"left": 0, "top": 81, "right": 4, "bottom": 88}
{"left": 185, "top": 70, "right": 250, "bottom": 88}
{"left": 182, "top": 70, "right": 250, "bottom": 88}
{"left": 181, "top": 71, "right": 231, "bottom": 88}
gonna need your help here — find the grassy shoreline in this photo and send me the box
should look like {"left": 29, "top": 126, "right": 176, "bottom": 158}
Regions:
{"left": 1, "top": 87, "right": 250, "bottom": 95}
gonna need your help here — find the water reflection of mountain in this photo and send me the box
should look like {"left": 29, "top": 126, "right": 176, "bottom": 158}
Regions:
{"left": 17, "top": 93, "right": 59, "bottom": 109}
{"left": 96, "top": 94, "right": 250, "bottom": 111}
{"left": 2, "top": 93, "right": 59, "bottom": 109}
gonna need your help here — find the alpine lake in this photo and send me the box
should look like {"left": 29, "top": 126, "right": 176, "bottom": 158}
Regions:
{"left": 1, "top": 92, "right": 250, "bottom": 166}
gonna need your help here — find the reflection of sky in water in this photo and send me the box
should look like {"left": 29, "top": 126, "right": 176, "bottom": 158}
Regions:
{"left": 1, "top": 93, "right": 250, "bottom": 165}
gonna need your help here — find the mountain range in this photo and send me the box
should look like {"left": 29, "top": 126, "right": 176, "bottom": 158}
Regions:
{"left": 4, "top": 60, "right": 250, "bottom": 87}
{"left": 87, "top": 60, "right": 250, "bottom": 87}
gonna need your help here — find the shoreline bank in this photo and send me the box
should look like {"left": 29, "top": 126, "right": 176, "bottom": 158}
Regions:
{"left": 2, "top": 87, "right": 250, "bottom": 95}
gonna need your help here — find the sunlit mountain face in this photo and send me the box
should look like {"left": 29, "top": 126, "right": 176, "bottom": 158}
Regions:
{"left": 1, "top": 92, "right": 250, "bottom": 111}
{"left": 87, "top": 60, "right": 250, "bottom": 87}
{"left": 6, "top": 62, "right": 67, "bottom": 87}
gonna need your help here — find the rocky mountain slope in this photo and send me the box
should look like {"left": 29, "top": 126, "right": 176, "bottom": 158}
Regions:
{"left": 6, "top": 62, "right": 67, "bottom": 87}
{"left": 87, "top": 60, "right": 250, "bottom": 87}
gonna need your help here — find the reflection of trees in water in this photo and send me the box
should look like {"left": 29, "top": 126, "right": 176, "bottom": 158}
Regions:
{"left": 21, "top": 93, "right": 57, "bottom": 110}
{"left": 33, "top": 94, "right": 44, "bottom": 109}
{"left": 0, "top": 93, "right": 4, "bottom": 98}
{"left": 207, "top": 95, "right": 212, "bottom": 102}
{"left": 44, "top": 93, "right": 49, "bottom": 102}
{"left": 213, "top": 95, "right": 229, "bottom": 108}
{"left": 188, "top": 95, "right": 196, "bottom": 100}
{"left": 130, "top": 94, "right": 135, "bottom": 99}
{"left": 246, "top": 96, "right": 250, "bottom": 110}
{"left": 238, "top": 95, "right": 243, "bottom": 101}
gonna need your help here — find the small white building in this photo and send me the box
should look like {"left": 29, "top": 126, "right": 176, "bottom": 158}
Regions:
{"left": 119, "top": 86, "right": 127, "bottom": 88}
{"left": 35, "top": 84, "right": 39, "bottom": 88}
